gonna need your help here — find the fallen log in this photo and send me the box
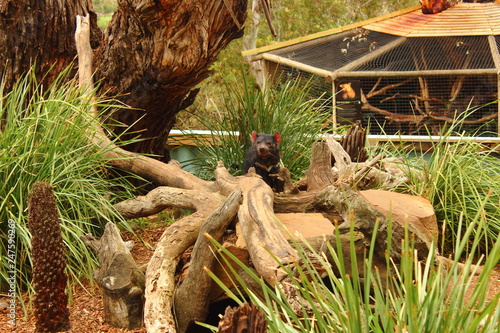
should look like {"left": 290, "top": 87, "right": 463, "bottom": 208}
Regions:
{"left": 174, "top": 189, "right": 242, "bottom": 333}
{"left": 237, "top": 174, "right": 298, "bottom": 284}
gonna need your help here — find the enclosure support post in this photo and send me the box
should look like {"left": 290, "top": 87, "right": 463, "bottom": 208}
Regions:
{"left": 487, "top": 35, "right": 500, "bottom": 136}
{"left": 261, "top": 59, "right": 269, "bottom": 91}
{"left": 497, "top": 75, "right": 500, "bottom": 136}
{"left": 331, "top": 81, "right": 337, "bottom": 130}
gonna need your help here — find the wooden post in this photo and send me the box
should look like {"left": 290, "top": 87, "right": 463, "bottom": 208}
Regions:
{"left": 488, "top": 35, "right": 500, "bottom": 137}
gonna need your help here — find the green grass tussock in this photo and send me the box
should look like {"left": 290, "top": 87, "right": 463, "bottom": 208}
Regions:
{"left": 179, "top": 74, "right": 331, "bottom": 180}
{"left": 0, "top": 68, "right": 139, "bottom": 297}
{"left": 371, "top": 119, "right": 500, "bottom": 257}
{"left": 205, "top": 216, "right": 500, "bottom": 332}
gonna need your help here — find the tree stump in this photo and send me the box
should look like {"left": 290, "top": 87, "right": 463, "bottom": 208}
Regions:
{"left": 81, "top": 222, "right": 145, "bottom": 329}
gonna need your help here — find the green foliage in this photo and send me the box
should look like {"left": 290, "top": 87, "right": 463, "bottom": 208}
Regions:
{"left": 179, "top": 74, "right": 330, "bottom": 180}
{"left": 93, "top": 0, "right": 116, "bottom": 29}
{"left": 370, "top": 120, "right": 500, "bottom": 256}
{"left": 0, "top": 68, "right": 140, "bottom": 296}
{"left": 92, "top": 0, "right": 116, "bottom": 14}
{"left": 422, "top": 141, "right": 500, "bottom": 255}
{"left": 269, "top": 0, "right": 416, "bottom": 42}
{"left": 205, "top": 214, "right": 500, "bottom": 332}
{"left": 97, "top": 15, "right": 113, "bottom": 29}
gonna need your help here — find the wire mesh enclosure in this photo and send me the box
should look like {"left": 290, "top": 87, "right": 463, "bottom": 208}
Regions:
{"left": 244, "top": 2, "right": 500, "bottom": 137}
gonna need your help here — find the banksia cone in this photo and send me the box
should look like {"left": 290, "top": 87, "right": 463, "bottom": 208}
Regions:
{"left": 28, "top": 181, "right": 70, "bottom": 332}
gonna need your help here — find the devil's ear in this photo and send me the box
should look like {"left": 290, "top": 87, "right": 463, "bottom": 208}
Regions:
{"left": 274, "top": 132, "right": 281, "bottom": 144}
{"left": 250, "top": 130, "right": 258, "bottom": 143}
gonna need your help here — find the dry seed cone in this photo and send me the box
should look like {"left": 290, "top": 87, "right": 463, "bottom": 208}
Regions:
{"left": 28, "top": 181, "right": 70, "bottom": 332}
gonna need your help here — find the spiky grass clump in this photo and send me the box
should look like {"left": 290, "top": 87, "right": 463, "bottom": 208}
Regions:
{"left": 179, "top": 75, "right": 330, "bottom": 180}
{"left": 28, "top": 181, "right": 70, "bottom": 333}
{"left": 205, "top": 214, "right": 500, "bottom": 332}
{"left": 370, "top": 124, "right": 500, "bottom": 256}
{"left": 0, "top": 68, "right": 140, "bottom": 297}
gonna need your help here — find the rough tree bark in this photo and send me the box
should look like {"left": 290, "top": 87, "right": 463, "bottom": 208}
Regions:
{"left": 0, "top": 0, "right": 101, "bottom": 91}
{"left": 1, "top": 0, "right": 247, "bottom": 160}
{"left": 93, "top": 0, "right": 248, "bottom": 160}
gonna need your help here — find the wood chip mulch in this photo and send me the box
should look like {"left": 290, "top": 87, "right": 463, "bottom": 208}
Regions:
{"left": 1, "top": 219, "right": 499, "bottom": 333}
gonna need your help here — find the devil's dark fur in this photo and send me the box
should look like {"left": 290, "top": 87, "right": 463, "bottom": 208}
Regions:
{"left": 243, "top": 131, "right": 282, "bottom": 191}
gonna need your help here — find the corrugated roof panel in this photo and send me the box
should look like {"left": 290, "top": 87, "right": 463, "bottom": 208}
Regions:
{"left": 363, "top": 2, "right": 500, "bottom": 37}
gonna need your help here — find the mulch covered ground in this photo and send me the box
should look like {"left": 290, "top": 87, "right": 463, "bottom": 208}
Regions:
{"left": 1, "top": 217, "right": 499, "bottom": 333}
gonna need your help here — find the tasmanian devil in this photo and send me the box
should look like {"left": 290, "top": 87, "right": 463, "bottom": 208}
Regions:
{"left": 243, "top": 131, "right": 282, "bottom": 191}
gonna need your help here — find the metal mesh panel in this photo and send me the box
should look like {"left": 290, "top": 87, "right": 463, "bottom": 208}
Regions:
{"left": 495, "top": 35, "right": 500, "bottom": 53}
{"left": 348, "top": 75, "right": 498, "bottom": 136}
{"left": 271, "top": 29, "right": 401, "bottom": 72}
{"left": 267, "top": 60, "right": 498, "bottom": 135}
{"left": 354, "top": 36, "right": 495, "bottom": 72}
{"left": 267, "top": 61, "right": 333, "bottom": 102}
{"left": 264, "top": 33, "right": 499, "bottom": 136}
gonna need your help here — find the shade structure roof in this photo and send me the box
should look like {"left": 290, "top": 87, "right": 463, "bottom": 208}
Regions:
{"left": 364, "top": 2, "right": 500, "bottom": 37}
{"left": 243, "top": 2, "right": 500, "bottom": 57}
{"left": 243, "top": 2, "right": 500, "bottom": 79}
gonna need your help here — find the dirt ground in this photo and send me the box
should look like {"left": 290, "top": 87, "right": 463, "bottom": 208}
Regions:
{"left": 0, "top": 226, "right": 160, "bottom": 333}
{"left": 1, "top": 220, "right": 499, "bottom": 333}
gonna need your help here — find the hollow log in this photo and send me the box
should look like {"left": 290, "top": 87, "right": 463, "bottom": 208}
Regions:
{"left": 81, "top": 222, "right": 145, "bottom": 329}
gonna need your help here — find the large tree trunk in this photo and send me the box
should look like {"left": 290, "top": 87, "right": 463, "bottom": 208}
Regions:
{"left": 93, "top": 0, "right": 247, "bottom": 160}
{"left": 1, "top": 0, "right": 247, "bottom": 160}
{"left": 0, "top": 0, "right": 101, "bottom": 91}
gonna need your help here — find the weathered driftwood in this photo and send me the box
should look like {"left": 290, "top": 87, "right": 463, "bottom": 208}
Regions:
{"left": 353, "top": 153, "right": 385, "bottom": 184}
{"left": 113, "top": 185, "right": 218, "bottom": 220}
{"left": 112, "top": 181, "right": 228, "bottom": 331}
{"left": 325, "top": 133, "right": 355, "bottom": 184}
{"left": 238, "top": 175, "right": 298, "bottom": 284}
{"left": 81, "top": 222, "right": 145, "bottom": 329}
{"left": 142, "top": 193, "right": 226, "bottom": 333}
{"left": 305, "top": 141, "right": 337, "bottom": 192}
{"left": 174, "top": 189, "right": 243, "bottom": 333}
